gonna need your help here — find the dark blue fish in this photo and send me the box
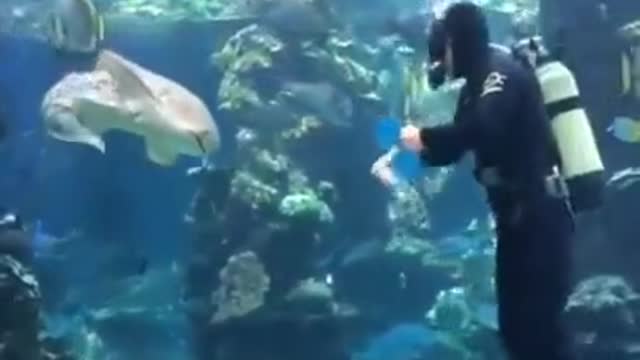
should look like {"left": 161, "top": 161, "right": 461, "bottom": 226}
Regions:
{"left": 280, "top": 81, "right": 354, "bottom": 127}
{"left": 260, "top": 0, "right": 334, "bottom": 42}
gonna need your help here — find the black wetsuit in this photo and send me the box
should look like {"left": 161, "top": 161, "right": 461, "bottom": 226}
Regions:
{"left": 420, "top": 49, "right": 576, "bottom": 360}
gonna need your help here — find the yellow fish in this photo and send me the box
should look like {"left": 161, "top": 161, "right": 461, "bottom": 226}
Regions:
{"left": 609, "top": 116, "right": 640, "bottom": 143}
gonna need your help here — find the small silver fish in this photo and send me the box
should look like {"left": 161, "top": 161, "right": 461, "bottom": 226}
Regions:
{"left": 47, "top": 0, "right": 105, "bottom": 54}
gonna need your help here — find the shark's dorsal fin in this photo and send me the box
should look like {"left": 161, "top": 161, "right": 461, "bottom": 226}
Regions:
{"left": 95, "top": 50, "right": 157, "bottom": 102}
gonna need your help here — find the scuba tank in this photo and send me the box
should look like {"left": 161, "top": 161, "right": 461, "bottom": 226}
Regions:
{"left": 512, "top": 37, "right": 605, "bottom": 212}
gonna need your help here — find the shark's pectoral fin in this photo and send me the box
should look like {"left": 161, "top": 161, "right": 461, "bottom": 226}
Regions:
{"left": 45, "top": 110, "right": 106, "bottom": 153}
{"left": 145, "top": 138, "right": 178, "bottom": 167}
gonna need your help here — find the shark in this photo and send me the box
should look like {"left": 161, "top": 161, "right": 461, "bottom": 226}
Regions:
{"left": 41, "top": 49, "right": 220, "bottom": 166}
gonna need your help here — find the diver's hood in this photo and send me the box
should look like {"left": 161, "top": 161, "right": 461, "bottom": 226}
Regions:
{"left": 427, "top": 19, "right": 447, "bottom": 89}
{"left": 442, "top": 3, "right": 490, "bottom": 82}
{"left": 427, "top": 19, "right": 446, "bottom": 65}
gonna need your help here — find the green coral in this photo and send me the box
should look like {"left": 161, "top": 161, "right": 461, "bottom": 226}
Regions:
{"left": 278, "top": 191, "right": 334, "bottom": 224}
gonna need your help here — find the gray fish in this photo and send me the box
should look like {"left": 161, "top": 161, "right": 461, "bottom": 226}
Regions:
{"left": 280, "top": 81, "right": 353, "bottom": 127}
{"left": 260, "top": 0, "right": 333, "bottom": 41}
{"left": 47, "top": 0, "right": 105, "bottom": 53}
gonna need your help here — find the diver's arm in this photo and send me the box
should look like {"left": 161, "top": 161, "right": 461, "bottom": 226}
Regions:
{"left": 419, "top": 66, "right": 523, "bottom": 166}
{"left": 418, "top": 122, "right": 472, "bottom": 166}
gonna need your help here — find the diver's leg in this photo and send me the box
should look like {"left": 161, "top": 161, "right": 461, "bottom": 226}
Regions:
{"left": 495, "top": 198, "right": 575, "bottom": 360}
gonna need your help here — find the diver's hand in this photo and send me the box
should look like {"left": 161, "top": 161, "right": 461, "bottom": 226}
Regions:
{"left": 400, "top": 124, "right": 425, "bottom": 152}
{"left": 371, "top": 153, "right": 398, "bottom": 187}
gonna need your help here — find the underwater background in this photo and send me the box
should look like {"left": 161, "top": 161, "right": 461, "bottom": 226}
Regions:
{"left": 0, "top": 0, "right": 640, "bottom": 359}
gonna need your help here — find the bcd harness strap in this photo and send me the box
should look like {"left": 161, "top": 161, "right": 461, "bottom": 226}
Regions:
{"left": 545, "top": 95, "right": 581, "bottom": 120}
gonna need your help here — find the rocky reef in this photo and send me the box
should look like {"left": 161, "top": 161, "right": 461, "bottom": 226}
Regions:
{"left": 566, "top": 275, "right": 640, "bottom": 359}
{"left": 0, "top": 255, "right": 42, "bottom": 360}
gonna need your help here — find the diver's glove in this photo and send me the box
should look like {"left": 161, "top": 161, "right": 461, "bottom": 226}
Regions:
{"left": 371, "top": 148, "right": 400, "bottom": 187}
{"left": 400, "top": 124, "right": 426, "bottom": 152}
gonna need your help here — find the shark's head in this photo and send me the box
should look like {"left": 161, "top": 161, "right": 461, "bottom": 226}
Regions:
{"left": 158, "top": 90, "right": 220, "bottom": 157}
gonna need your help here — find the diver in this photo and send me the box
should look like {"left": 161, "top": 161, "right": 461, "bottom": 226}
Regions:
{"left": 374, "top": 3, "right": 594, "bottom": 360}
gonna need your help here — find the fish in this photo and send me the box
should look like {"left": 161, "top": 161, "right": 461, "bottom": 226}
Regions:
{"left": 606, "top": 167, "right": 640, "bottom": 190}
{"left": 258, "top": 0, "right": 334, "bottom": 42}
{"left": 41, "top": 49, "right": 220, "bottom": 167}
{"left": 279, "top": 81, "right": 354, "bottom": 127}
{"left": 46, "top": 0, "right": 105, "bottom": 54}
{"left": 608, "top": 116, "right": 640, "bottom": 143}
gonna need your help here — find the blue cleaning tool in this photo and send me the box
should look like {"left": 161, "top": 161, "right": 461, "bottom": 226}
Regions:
{"left": 374, "top": 117, "right": 424, "bottom": 182}
{"left": 375, "top": 117, "right": 403, "bottom": 151}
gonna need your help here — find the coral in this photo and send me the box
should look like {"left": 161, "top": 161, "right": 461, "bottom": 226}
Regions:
{"left": 217, "top": 72, "right": 265, "bottom": 112}
{"left": 425, "top": 286, "right": 503, "bottom": 360}
{"left": 301, "top": 38, "right": 380, "bottom": 99}
{"left": 230, "top": 170, "right": 280, "bottom": 210}
{"left": 278, "top": 191, "right": 334, "bottom": 224}
{"left": 212, "top": 25, "right": 284, "bottom": 71}
{"left": 286, "top": 278, "right": 333, "bottom": 303}
{"left": 284, "top": 278, "right": 334, "bottom": 314}
{"left": 387, "top": 184, "right": 430, "bottom": 237}
{"left": 107, "top": 0, "right": 254, "bottom": 20}
{"left": 426, "top": 287, "right": 472, "bottom": 333}
{"left": 281, "top": 115, "right": 323, "bottom": 140}
{"left": 385, "top": 233, "right": 434, "bottom": 257}
{"left": 213, "top": 23, "right": 383, "bottom": 135}
{"left": 211, "top": 251, "right": 270, "bottom": 323}
{"left": 254, "top": 149, "right": 289, "bottom": 179}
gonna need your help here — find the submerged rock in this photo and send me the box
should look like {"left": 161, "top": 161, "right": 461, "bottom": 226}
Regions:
{"left": 566, "top": 275, "right": 640, "bottom": 359}
{"left": 0, "top": 255, "right": 41, "bottom": 360}
{"left": 211, "top": 251, "right": 270, "bottom": 324}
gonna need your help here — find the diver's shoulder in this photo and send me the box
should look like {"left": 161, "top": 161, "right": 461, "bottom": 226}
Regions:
{"left": 488, "top": 49, "right": 532, "bottom": 84}
{"left": 489, "top": 49, "right": 522, "bottom": 72}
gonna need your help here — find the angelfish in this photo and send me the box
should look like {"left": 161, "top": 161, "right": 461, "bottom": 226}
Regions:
{"left": 47, "top": 0, "right": 105, "bottom": 54}
{"left": 41, "top": 50, "right": 220, "bottom": 166}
